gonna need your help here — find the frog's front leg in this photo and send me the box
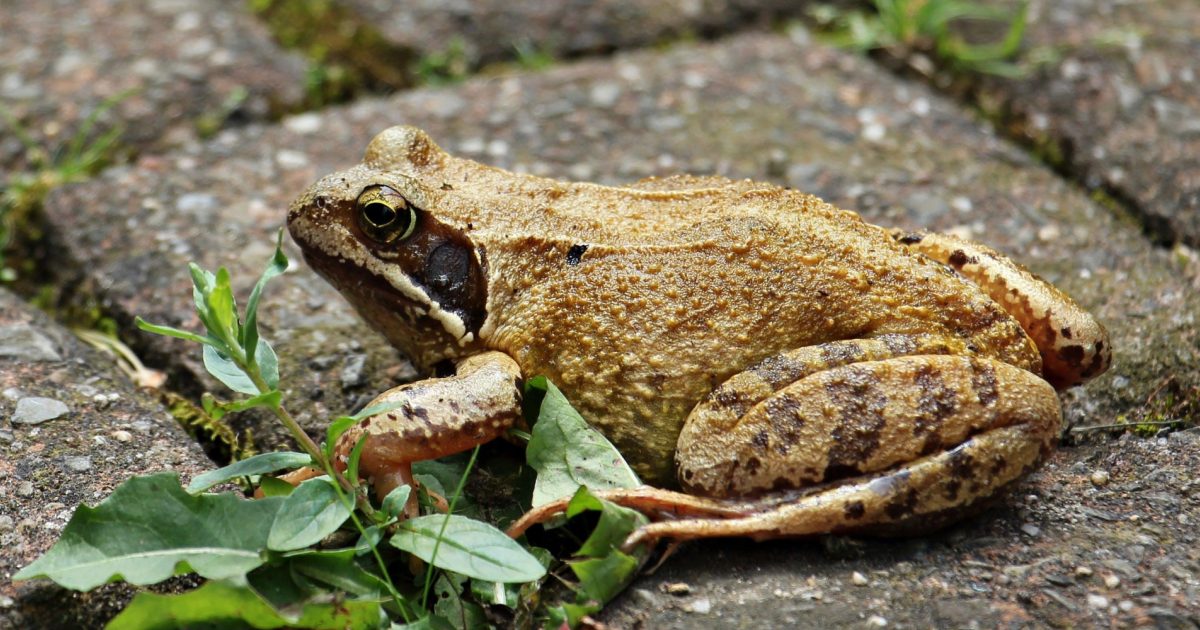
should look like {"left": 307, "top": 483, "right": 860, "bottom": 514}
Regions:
{"left": 335, "top": 351, "right": 523, "bottom": 511}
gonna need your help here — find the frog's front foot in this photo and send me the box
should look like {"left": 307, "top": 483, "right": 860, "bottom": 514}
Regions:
{"left": 336, "top": 351, "right": 523, "bottom": 513}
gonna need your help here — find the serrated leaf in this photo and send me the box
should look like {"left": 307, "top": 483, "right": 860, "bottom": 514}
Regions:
{"left": 526, "top": 378, "right": 639, "bottom": 506}
{"left": 267, "top": 477, "right": 352, "bottom": 551}
{"left": 187, "top": 451, "right": 311, "bottom": 494}
{"left": 106, "top": 578, "right": 381, "bottom": 630}
{"left": 389, "top": 515, "right": 545, "bottom": 583}
{"left": 13, "top": 473, "right": 282, "bottom": 590}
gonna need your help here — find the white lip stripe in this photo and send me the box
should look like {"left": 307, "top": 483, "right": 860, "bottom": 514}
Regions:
{"left": 292, "top": 216, "right": 472, "bottom": 344}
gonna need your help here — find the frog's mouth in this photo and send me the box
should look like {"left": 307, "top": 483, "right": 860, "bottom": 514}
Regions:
{"left": 297, "top": 243, "right": 480, "bottom": 372}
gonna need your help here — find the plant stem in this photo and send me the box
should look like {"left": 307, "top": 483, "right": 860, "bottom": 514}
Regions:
{"left": 421, "top": 445, "right": 480, "bottom": 610}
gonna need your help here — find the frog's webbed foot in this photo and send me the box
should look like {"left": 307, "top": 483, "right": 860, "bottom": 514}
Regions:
{"left": 892, "top": 230, "right": 1111, "bottom": 388}
{"left": 335, "top": 351, "right": 523, "bottom": 512}
{"left": 639, "top": 336, "right": 1063, "bottom": 544}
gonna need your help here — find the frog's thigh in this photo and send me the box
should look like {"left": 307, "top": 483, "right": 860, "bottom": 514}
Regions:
{"left": 893, "top": 229, "right": 1110, "bottom": 388}
{"left": 678, "top": 354, "right": 1060, "bottom": 500}
{"left": 336, "top": 351, "right": 522, "bottom": 488}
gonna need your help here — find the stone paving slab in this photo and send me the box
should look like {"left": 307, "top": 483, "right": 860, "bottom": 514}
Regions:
{"left": 0, "top": 0, "right": 310, "bottom": 172}
{"left": 340, "top": 0, "right": 805, "bottom": 68}
{"left": 971, "top": 0, "right": 1200, "bottom": 246}
{"left": 0, "top": 288, "right": 211, "bottom": 628}
{"left": 38, "top": 28, "right": 1200, "bottom": 626}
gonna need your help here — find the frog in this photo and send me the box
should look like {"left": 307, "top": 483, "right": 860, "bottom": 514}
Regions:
{"left": 286, "top": 125, "right": 1110, "bottom": 545}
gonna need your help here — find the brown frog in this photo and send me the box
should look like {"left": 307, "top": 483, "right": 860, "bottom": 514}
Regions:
{"left": 287, "top": 126, "right": 1110, "bottom": 545}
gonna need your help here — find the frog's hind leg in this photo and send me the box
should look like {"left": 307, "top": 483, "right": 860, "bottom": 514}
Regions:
{"left": 892, "top": 230, "right": 1110, "bottom": 388}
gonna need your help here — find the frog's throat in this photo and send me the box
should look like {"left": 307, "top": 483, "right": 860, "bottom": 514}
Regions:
{"left": 291, "top": 219, "right": 477, "bottom": 347}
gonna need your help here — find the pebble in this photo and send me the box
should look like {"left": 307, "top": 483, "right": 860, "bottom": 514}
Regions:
{"left": 866, "top": 614, "right": 888, "bottom": 627}
{"left": 851, "top": 571, "right": 869, "bottom": 586}
{"left": 11, "top": 396, "right": 70, "bottom": 424}
{"left": 340, "top": 354, "right": 367, "bottom": 390}
{"left": 113, "top": 429, "right": 133, "bottom": 442}
{"left": 1075, "top": 566, "right": 1094, "bottom": 578}
{"left": 63, "top": 455, "right": 92, "bottom": 472}
{"left": 0, "top": 322, "right": 62, "bottom": 361}
{"left": 684, "top": 597, "right": 711, "bottom": 614}
{"left": 1087, "top": 593, "right": 1109, "bottom": 609}
{"left": 17, "top": 481, "right": 34, "bottom": 497}
{"left": 1090, "top": 470, "right": 1111, "bottom": 486}
{"left": 1104, "top": 574, "right": 1121, "bottom": 588}
{"left": 663, "top": 582, "right": 691, "bottom": 596}
{"left": 1021, "top": 523, "right": 1041, "bottom": 537}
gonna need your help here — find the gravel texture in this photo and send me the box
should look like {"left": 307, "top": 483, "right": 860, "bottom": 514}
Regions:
{"left": 0, "top": 0, "right": 309, "bottom": 172}
{"left": 0, "top": 288, "right": 211, "bottom": 629}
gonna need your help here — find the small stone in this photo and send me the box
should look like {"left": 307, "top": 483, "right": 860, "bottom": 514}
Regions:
{"left": 1087, "top": 593, "right": 1109, "bottom": 609}
{"left": 340, "top": 354, "right": 367, "bottom": 390}
{"left": 1118, "top": 600, "right": 1134, "bottom": 612}
{"left": 0, "top": 322, "right": 62, "bottom": 361}
{"left": 1075, "top": 566, "right": 1094, "bottom": 578}
{"left": 17, "top": 481, "right": 34, "bottom": 497}
{"left": 63, "top": 455, "right": 92, "bottom": 472}
{"left": 1090, "top": 470, "right": 1111, "bottom": 486}
{"left": 0, "top": 515, "right": 13, "bottom": 531}
{"left": 12, "top": 397, "right": 70, "bottom": 424}
{"left": 851, "top": 571, "right": 869, "bottom": 586}
{"left": 1021, "top": 523, "right": 1041, "bottom": 537}
{"left": 663, "top": 582, "right": 691, "bottom": 596}
{"left": 866, "top": 615, "right": 888, "bottom": 627}
{"left": 1104, "top": 574, "right": 1121, "bottom": 588}
{"left": 685, "top": 597, "right": 711, "bottom": 614}
{"left": 113, "top": 430, "right": 133, "bottom": 442}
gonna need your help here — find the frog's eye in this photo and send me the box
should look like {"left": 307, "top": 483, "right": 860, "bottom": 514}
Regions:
{"left": 356, "top": 186, "right": 417, "bottom": 244}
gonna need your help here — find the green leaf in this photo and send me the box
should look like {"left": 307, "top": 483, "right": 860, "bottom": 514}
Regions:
{"left": 208, "top": 267, "right": 239, "bottom": 344}
{"left": 255, "top": 336, "right": 280, "bottom": 390}
{"left": 242, "top": 230, "right": 288, "bottom": 364}
{"left": 389, "top": 515, "right": 546, "bottom": 583}
{"left": 283, "top": 548, "right": 390, "bottom": 599}
{"left": 188, "top": 263, "right": 215, "bottom": 322}
{"left": 221, "top": 390, "right": 283, "bottom": 414}
{"left": 394, "top": 615, "right": 457, "bottom": 630}
{"left": 13, "top": 473, "right": 282, "bottom": 590}
{"left": 434, "top": 573, "right": 488, "bottom": 630}
{"left": 203, "top": 344, "right": 258, "bottom": 395}
{"left": 565, "top": 487, "right": 648, "bottom": 558}
{"left": 570, "top": 551, "right": 640, "bottom": 605}
{"left": 134, "top": 316, "right": 212, "bottom": 346}
{"left": 258, "top": 475, "right": 296, "bottom": 497}
{"left": 106, "top": 579, "right": 382, "bottom": 630}
{"left": 526, "top": 378, "right": 640, "bottom": 506}
{"left": 325, "top": 415, "right": 357, "bottom": 461}
{"left": 187, "top": 451, "right": 312, "bottom": 494}
{"left": 381, "top": 485, "right": 412, "bottom": 519}
{"left": 268, "top": 477, "right": 352, "bottom": 551}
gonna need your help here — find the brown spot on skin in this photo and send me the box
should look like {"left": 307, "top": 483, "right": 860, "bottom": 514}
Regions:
{"left": 1060, "top": 326, "right": 1073, "bottom": 339}
{"left": 565, "top": 243, "right": 588, "bottom": 266}
{"left": 844, "top": 500, "right": 866, "bottom": 520}
{"left": 824, "top": 367, "right": 888, "bottom": 481}
{"left": 709, "top": 387, "right": 750, "bottom": 419}
{"left": 948, "top": 249, "right": 970, "bottom": 268}
{"left": 884, "top": 487, "right": 920, "bottom": 519}
{"left": 914, "top": 365, "right": 957, "bottom": 443}
{"left": 880, "top": 334, "right": 917, "bottom": 355}
{"left": 820, "top": 342, "right": 865, "bottom": 367}
{"left": 1059, "top": 344, "right": 1085, "bottom": 367}
{"left": 749, "top": 353, "right": 807, "bottom": 388}
{"left": 897, "top": 232, "right": 925, "bottom": 244}
{"left": 971, "top": 361, "right": 999, "bottom": 407}
{"left": 944, "top": 479, "right": 962, "bottom": 501}
{"left": 412, "top": 406, "right": 429, "bottom": 421}
{"left": 751, "top": 429, "right": 770, "bottom": 452}
{"left": 361, "top": 418, "right": 372, "bottom": 428}
{"left": 745, "top": 457, "right": 762, "bottom": 476}
{"left": 764, "top": 394, "right": 806, "bottom": 450}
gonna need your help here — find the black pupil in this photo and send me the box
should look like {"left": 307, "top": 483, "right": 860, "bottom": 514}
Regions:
{"left": 364, "top": 202, "right": 397, "bottom": 227}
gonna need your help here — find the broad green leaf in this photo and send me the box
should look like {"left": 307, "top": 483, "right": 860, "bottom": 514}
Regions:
{"left": 134, "top": 316, "right": 212, "bottom": 346}
{"left": 526, "top": 377, "right": 639, "bottom": 506}
{"left": 435, "top": 573, "right": 488, "bottom": 630}
{"left": 14, "top": 473, "right": 282, "bottom": 590}
{"left": 565, "top": 487, "right": 648, "bottom": 558}
{"left": 381, "top": 485, "right": 412, "bottom": 519}
{"left": 106, "top": 578, "right": 381, "bottom": 630}
{"left": 259, "top": 475, "right": 296, "bottom": 497}
{"left": 203, "top": 344, "right": 258, "bottom": 395}
{"left": 187, "top": 451, "right": 311, "bottom": 494}
{"left": 394, "top": 615, "right": 456, "bottom": 630}
{"left": 268, "top": 477, "right": 352, "bottom": 551}
{"left": 284, "top": 548, "right": 390, "bottom": 599}
{"left": 255, "top": 336, "right": 280, "bottom": 390}
{"left": 389, "top": 515, "right": 545, "bottom": 583}
{"left": 569, "top": 551, "right": 639, "bottom": 603}
{"left": 242, "top": 231, "right": 288, "bottom": 364}
{"left": 325, "top": 415, "right": 356, "bottom": 461}
{"left": 354, "top": 525, "right": 386, "bottom": 555}
{"left": 208, "top": 267, "right": 239, "bottom": 344}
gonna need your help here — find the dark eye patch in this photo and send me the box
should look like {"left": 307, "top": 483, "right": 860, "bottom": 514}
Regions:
{"left": 425, "top": 241, "right": 470, "bottom": 297}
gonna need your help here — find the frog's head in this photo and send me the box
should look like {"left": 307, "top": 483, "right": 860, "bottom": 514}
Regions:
{"left": 287, "top": 126, "right": 488, "bottom": 372}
